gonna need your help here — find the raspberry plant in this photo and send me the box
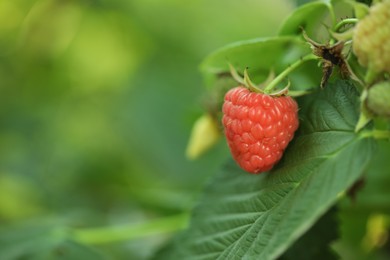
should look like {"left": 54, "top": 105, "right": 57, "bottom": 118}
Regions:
{"left": 4, "top": 1, "right": 388, "bottom": 259}
{"left": 162, "top": 1, "right": 390, "bottom": 259}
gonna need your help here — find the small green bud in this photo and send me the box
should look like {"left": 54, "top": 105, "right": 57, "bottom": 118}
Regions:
{"left": 366, "top": 81, "right": 390, "bottom": 118}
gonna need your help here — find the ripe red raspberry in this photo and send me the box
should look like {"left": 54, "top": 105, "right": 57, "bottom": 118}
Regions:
{"left": 222, "top": 87, "right": 299, "bottom": 174}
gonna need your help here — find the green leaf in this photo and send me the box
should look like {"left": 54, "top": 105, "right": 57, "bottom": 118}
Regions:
{"left": 279, "top": 1, "right": 333, "bottom": 40}
{"left": 343, "top": 140, "right": 390, "bottom": 212}
{"left": 154, "top": 80, "right": 375, "bottom": 260}
{"left": 201, "top": 37, "right": 309, "bottom": 74}
{"left": 333, "top": 140, "right": 390, "bottom": 259}
{"left": 200, "top": 36, "right": 321, "bottom": 91}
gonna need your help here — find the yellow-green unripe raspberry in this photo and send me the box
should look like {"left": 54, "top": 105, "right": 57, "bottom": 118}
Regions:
{"left": 353, "top": 0, "right": 390, "bottom": 74}
{"left": 366, "top": 81, "right": 390, "bottom": 117}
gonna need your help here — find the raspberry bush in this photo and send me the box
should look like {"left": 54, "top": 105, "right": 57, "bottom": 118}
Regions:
{"left": 158, "top": 1, "right": 390, "bottom": 259}
{"left": 3, "top": 1, "right": 389, "bottom": 259}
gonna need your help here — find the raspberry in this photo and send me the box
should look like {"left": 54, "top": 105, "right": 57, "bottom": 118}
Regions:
{"left": 352, "top": 0, "right": 390, "bottom": 74}
{"left": 222, "top": 87, "right": 299, "bottom": 174}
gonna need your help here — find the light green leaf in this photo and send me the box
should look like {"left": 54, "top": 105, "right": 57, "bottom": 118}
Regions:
{"left": 279, "top": 1, "right": 333, "bottom": 41}
{"left": 154, "top": 80, "right": 375, "bottom": 260}
{"left": 200, "top": 36, "right": 321, "bottom": 91}
{"left": 201, "top": 37, "right": 309, "bottom": 74}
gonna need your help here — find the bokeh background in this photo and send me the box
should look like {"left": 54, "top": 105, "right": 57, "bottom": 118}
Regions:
{"left": 0, "top": 0, "right": 298, "bottom": 258}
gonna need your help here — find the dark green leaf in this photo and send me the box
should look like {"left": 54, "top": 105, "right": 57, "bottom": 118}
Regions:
{"left": 154, "top": 80, "right": 375, "bottom": 260}
{"left": 352, "top": 140, "right": 390, "bottom": 211}
{"left": 355, "top": 0, "right": 372, "bottom": 6}
{"left": 295, "top": 0, "right": 316, "bottom": 6}
{"left": 333, "top": 140, "right": 390, "bottom": 259}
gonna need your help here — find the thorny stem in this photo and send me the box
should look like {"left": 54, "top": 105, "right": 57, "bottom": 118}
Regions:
{"left": 334, "top": 18, "right": 358, "bottom": 32}
{"left": 71, "top": 213, "right": 189, "bottom": 245}
{"left": 263, "top": 53, "right": 318, "bottom": 93}
{"left": 360, "top": 130, "right": 390, "bottom": 140}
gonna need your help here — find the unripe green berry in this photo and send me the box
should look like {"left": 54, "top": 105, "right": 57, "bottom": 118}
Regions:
{"left": 186, "top": 114, "right": 221, "bottom": 160}
{"left": 366, "top": 81, "right": 390, "bottom": 117}
{"left": 353, "top": 0, "right": 390, "bottom": 74}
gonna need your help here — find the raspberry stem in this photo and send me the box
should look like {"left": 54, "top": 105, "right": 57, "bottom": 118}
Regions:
{"left": 360, "top": 130, "right": 390, "bottom": 140}
{"left": 334, "top": 18, "right": 358, "bottom": 32}
{"left": 365, "top": 67, "right": 379, "bottom": 85}
{"left": 71, "top": 213, "right": 189, "bottom": 245}
{"left": 263, "top": 53, "right": 318, "bottom": 93}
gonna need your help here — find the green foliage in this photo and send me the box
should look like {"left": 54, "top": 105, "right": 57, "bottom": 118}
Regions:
{"left": 279, "top": 206, "right": 339, "bottom": 260}
{"left": 334, "top": 141, "right": 390, "bottom": 259}
{"left": 201, "top": 37, "right": 309, "bottom": 74}
{"left": 0, "top": 221, "right": 107, "bottom": 260}
{"left": 201, "top": 37, "right": 321, "bottom": 91}
{"left": 1, "top": 0, "right": 390, "bottom": 259}
{"left": 154, "top": 81, "right": 375, "bottom": 259}
{"left": 279, "top": 1, "right": 333, "bottom": 39}
{"left": 0, "top": 0, "right": 293, "bottom": 259}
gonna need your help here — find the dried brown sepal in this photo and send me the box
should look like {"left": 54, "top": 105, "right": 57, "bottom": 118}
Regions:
{"left": 302, "top": 29, "right": 351, "bottom": 88}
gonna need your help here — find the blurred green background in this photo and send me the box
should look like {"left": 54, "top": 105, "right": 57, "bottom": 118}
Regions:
{"left": 0, "top": 0, "right": 296, "bottom": 258}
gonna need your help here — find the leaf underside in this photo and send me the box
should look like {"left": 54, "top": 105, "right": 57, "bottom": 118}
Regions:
{"left": 278, "top": 1, "right": 332, "bottom": 40}
{"left": 200, "top": 36, "right": 323, "bottom": 93}
{"left": 154, "top": 80, "right": 375, "bottom": 260}
{"left": 201, "top": 36, "right": 309, "bottom": 74}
